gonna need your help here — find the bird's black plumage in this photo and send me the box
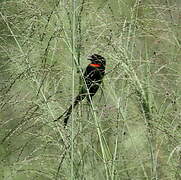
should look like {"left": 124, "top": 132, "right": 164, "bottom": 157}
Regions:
{"left": 56, "top": 54, "right": 106, "bottom": 127}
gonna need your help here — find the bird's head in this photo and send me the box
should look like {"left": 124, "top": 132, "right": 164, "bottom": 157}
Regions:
{"left": 87, "top": 54, "right": 106, "bottom": 66}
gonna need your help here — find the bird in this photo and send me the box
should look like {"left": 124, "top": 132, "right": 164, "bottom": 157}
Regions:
{"left": 55, "top": 54, "right": 106, "bottom": 127}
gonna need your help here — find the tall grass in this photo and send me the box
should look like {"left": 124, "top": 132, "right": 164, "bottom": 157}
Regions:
{"left": 0, "top": 0, "right": 180, "bottom": 179}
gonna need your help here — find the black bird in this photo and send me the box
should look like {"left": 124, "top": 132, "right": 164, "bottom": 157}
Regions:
{"left": 55, "top": 54, "right": 106, "bottom": 127}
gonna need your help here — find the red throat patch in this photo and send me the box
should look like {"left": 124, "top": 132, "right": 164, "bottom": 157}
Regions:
{"left": 89, "top": 63, "right": 101, "bottom": 67}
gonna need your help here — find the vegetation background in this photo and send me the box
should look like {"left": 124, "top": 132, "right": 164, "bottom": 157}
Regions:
{"left": 0, "top": 0, "right": 180, "bottom": 179}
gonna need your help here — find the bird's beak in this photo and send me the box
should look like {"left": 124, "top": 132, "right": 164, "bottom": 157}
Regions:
{"left": 87, "top": 55, "right": 92, "bottom": 60}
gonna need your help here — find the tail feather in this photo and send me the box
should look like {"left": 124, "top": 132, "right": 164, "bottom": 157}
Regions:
{"left": 55, "top": 94, "right": 86, "bottom": 127}
{"left": 63, "top": 94, "right": 86, "bottom": 126}
{"left": 63, "top": 104, "right": 73, "bottom": 127}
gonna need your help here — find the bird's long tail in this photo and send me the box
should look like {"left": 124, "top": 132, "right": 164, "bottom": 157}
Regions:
{"left": 55, "top": 94, "right": 86, "bottom": 127}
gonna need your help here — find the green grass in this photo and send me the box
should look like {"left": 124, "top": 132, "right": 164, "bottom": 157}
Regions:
{"left": 0, "top": 0, "right": 180, "bottom": 179}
